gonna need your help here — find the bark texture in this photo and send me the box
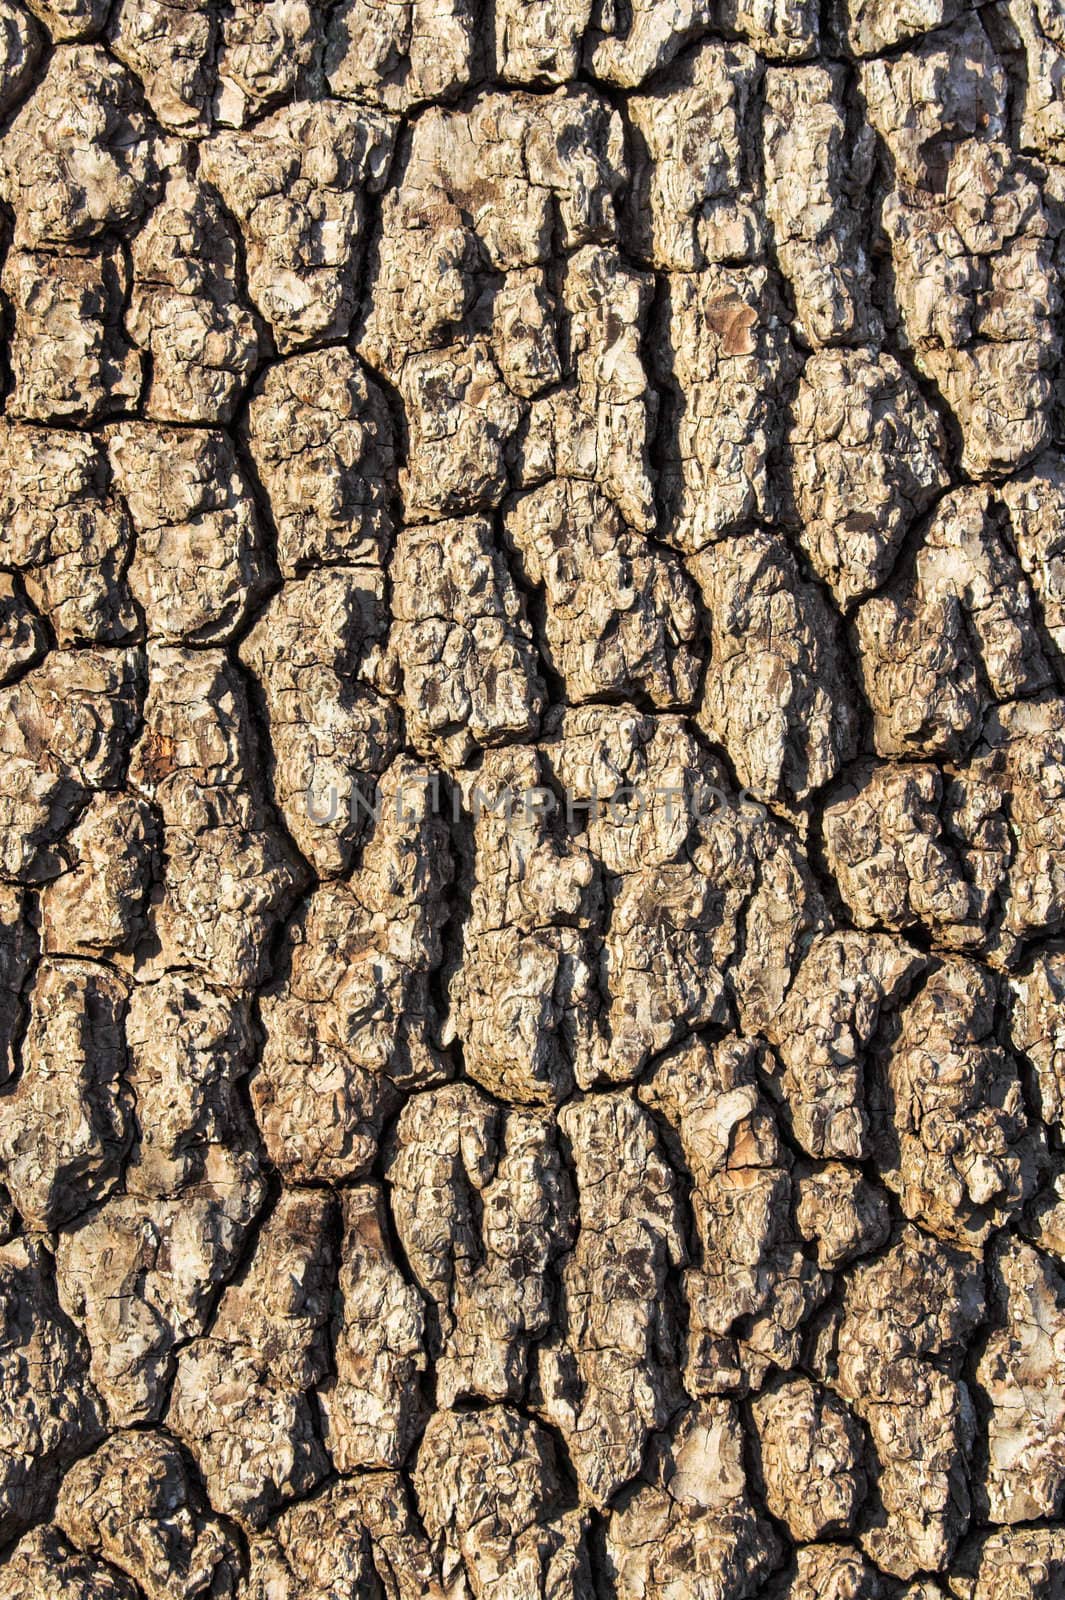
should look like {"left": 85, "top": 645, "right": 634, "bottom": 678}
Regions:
{"left": 0, "top": 3, "right": 1064, "bottom": 1597}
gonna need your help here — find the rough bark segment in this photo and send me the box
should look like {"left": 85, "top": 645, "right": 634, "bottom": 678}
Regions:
{"left": 862, "top": 20, "right": 1059, "bottom": 479}
{"left": 1010, "top": 945, "right": 1065, "bottom": 1128}
{"left": 822, "top": 759, "right": 1010, "bottom": 953}
{"left": 53, "top": 970, "right": 264, "bottom": 1425}
{"left": 0, "top": 45, "right": 157, "bottom": 247}
{"left": 787, "top": 347, "right": 949, "bottom": 606}
{"left": 978, "top": 698, "right": 1065, "bottom": 953}
{"left": 325, "top": 0, "right": 480, "bottom": 110}
{"left": 130, "top": 647, "right": 302, "bottom": 987}
{"left": 213, "top": 0, "right": 327, "bottom": 127}
{"left": 38, "top": 792, "right": 156, "bottom": 957}
{"left": 359, "top": 89, "right": 641, "bottom": 535}
{"left": 751, "top": 1377, "right": 867, "bottom": 1541}
{"left": 505, "top": 479, "right": 700, "bottom": 710}
{"left": 835, "top": 1227, "right": 985, "bottom": 1578}
{"left": 0, "top": 888, "right": 30, "bottom": 1089}
{"left": 0, "top": 424, "right": 136, "bottom": 645}
{"left": 389, "top": 1083, "right": 572, "bottom": 1409}
{"left": 124, "top": 973, "right": 259, "bottom": 1198}
{"left": 0, "top": 958, "right": 130, "bottom": 1230}
{"left": 642, "top": 1034, "right": 829, "bottom": 1397}
{"left": 241, "top": 567, "right": 400, "bottom": 876}
{"left": 317, "top": 1182, "right": 426, "bottom": 1471}
{"left": 254, "top": 755, "right": 452, "bottom": 1181}
{"left": 603, "top": 1399, "right": 781, "bottom": 1599}
{"left": 770, "top": 1543, "right": 886, "bottom": 1600}
{"left": 245, "top": 1476, "right": 442, "bottom": 1600}
{"left": 949, "top": 1527, "right": 1065, "bottom": 1598}
{"left": 870, "top": 957, "right": 1041, "bottom": 1246}
{"left": 0, "top": 648, "right": 141, "bottom": 884}
{"left": 976, "top": 1238, "right": 1065, "bottom": 1524}
{"left": 0, "top": 1527, "right": 138, "bottom": 1600}
{"left": 691, "top": 528, "right": 858, "bottom": 809}
{"left": 414, "top": 1406, "right": 594, "bottom": 1599}
{"left": 56, "top": 1187, "right": 265, "bottom": 1428}
{"left": 0, "top": 1239, "right": 105, "bottom": 1543}
{"left": 2, "top": 244, "right": 143, "bottom": 423}
{"left": 763, "top": 65, "right": 879, "bottom": 348}
{"left": 532, "top": 1090, "right": 687, "bottom": 1506}
{"left": 127, "top": 171, "right": 263, "bottom": 424}
{"left": 108, "top": 0, "right": 217, "bottom": 135}
{"left": 389, "top": 89, "right": 625, "bottom": 274}
{"left": 497, "top": 0, "right": 590, "bottom": 84}
{"left": 23, "top": 0, "right": 108, "bottom": 38}
{"left": 387, "top": 514, "right": 545, "bottom": 764}
{"left": 832, "top": 0, "right": 970, "bottom": 55}
{"left": 1000, "top": 451, "right": 1065, "bottom": 673}
{"left": 242, "top": 348, "right": 396, "bottom": 576}
{"left": 0, "top": 2, "right": 39, "bottom": 113}
{"left": 625, "top": 42, "right": 762, "bottom": 272}
{"left": 855, "top": 487, "right": 1052, "bottom": 760}
{"left": 166, "top": 1189, "right": 335, "bottom": 1528}
{"left": 651, "top": 265, "right": 796, "bottom": 550}
{"left": 445, "top": 744, "right": 599, "bottom": 1105}
{"left": 586, "top": 0, "right": 713, "bottom": 85}
{"left": 794, "top": 1162, "right": 892, "bottom": 1270}
{"left": 108, "top": 424, "right": 270, "bottom": 643}
{"left": 991, "top": 0, "right": 1065, "bottom": 159}
{"left": 716, "top": 0, "right": 819, "bottom": 58}
{"left": 400, "top": 339, "right": 523, "bottom": 522}
{"left": 55, "top": 1431, "right": 242, "bottom": 1600}
{"left": 0, "top": 580, "right": 44, "bottom": 685}
{"left": 199, "top": 102, "right": 396, "bottom": 351}
{"left": 765, "top": 930, "right": 926, "bottom": 1160}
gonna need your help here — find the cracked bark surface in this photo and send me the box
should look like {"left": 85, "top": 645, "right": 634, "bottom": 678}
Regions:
{"left": 1, "top": 3, "right": 1065, "bottom": 1597}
